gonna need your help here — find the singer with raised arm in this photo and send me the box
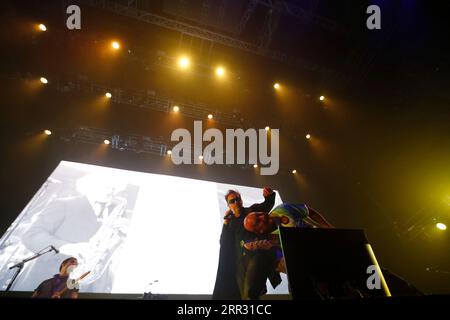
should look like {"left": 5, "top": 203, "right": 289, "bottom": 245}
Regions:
{"left": 213, "top": 187, "right": 276, "bottom": 300}
{"left": 32, "top": 257, "right": 79, "bottom": 299}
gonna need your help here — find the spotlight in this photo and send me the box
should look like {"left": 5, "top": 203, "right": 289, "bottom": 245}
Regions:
{"left": 105, "top": 92, "right": 112, "bottom": 99}
{"left": 216, "top": 67, "right": 225, "bottom": 77}
{"left": 436, "top": 223, "right": 447, "bottom": 231}
{"left": 292, "top": 169, "right": 297, "bottom": 174}
{"left": 319, "top": 95, "right": 325, "bottom": 101}
{"left": 306, "top": 134, "right": 311, "bottom": 140}
{"left": 38, "top": 24, "right": 47, "bottom": 32}
{"left": 178, "top": 56, "right": 190, "bottom": 69}
{"left": 44, "top": 129, "right": 52, "bottom": 136}
{"left": 253, "top": 164, "right": 258, "bottom": 168}
{"left": 208, "top": 114, "right": 213, "bottom": 120}
{"left": 104, "top": 139, "right": 110, "bottom": 145}
{"left": 199, "top": 155, "right": 204, "bottom": 161}
{"left": 173, "top": 105, "right": 180, "bottom": 112}
{"left": 40, "top": 77, "right": 48, "bottom": 84}
{"left": 167, "top": 150, "right": 172, "bottom": 155}
{"left": 265, "top": 126, "right": 270, "bottom": 131}
{"left": 111, "top": 41, "right": 120, "bottom": 50}
{"left": 273, "top": 83, "right": 280, "bottom": 90}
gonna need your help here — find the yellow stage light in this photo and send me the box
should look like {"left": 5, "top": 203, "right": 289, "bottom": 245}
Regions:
{"left": 436, "top": 223, "right": 447, "bottom": 231}
{"left": 178, "top": 56, "right": 190, "bottom": 69}
{"left": 216, "top": 67, "right": 225, "bottom": 77}
{"left": 111, "top": 41, "right": 120, "bottom": 50}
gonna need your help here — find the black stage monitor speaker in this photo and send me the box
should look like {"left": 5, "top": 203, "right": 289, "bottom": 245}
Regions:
{"left": 278, "top": 228, "right": 391, "bottom": 299}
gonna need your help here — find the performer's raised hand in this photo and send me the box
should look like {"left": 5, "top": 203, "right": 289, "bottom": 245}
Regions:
{"left": 263, "top": 186, "right": 273, "bottom": 197}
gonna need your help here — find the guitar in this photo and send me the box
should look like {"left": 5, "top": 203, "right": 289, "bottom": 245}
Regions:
{"left": 243, "top": 233, "right": 281, "bottom": 251}
{"left": 51, "top": 271, "right": 91, "bottom": 299}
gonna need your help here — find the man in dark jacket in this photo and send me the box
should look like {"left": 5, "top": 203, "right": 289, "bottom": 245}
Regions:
{"left": 212, "top": 187, "right": 276, "bottom": 300}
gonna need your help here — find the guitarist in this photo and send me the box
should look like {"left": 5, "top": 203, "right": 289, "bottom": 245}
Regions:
{"left": 242, "top": 204, "right": 334, "bottom": 273}
{"left": 241, "top": 205, "right": 335, "bottom": 298}
{"left": 31, "top": 257, "right": 79, "bottom": 299}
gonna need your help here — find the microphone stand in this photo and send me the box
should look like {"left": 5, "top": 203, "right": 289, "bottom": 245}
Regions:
{"left": 5, "top": 246, "right": 56, "bottom": 292}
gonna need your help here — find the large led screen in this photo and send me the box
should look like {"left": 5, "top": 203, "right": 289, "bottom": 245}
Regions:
{"left": 0, "top": 161, "right": 288, "bottom": 295}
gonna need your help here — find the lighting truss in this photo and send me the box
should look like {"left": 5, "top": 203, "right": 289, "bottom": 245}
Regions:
{"left": 81, "top": 0, "right": 333, "bottom": 74}
{"left": 68, "top": 126, "right": 168, "bottom": 156}
{"left": 54, "top": 75, "right": 243, "bottom": 127}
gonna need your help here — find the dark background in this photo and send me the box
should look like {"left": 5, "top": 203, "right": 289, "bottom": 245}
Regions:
{"left": 0, "top": 0, "right": 449, "bottom": 294}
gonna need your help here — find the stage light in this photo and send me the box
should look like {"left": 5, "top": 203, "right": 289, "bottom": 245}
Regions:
{"left": 173, "top": 105, "right": 180, "bottom": 112}
{"left": 216, "top": 67, "right": 225, "bottom": 77}
{"left": 105, "top": 92, "right": 112, "bottom": 98}
{"left": 104, "top": 139, "right": 110, "bottom": 145}
{"left": 306, "top": 134, "right": 311, "bottom": 140}
{"left": 436, "top": 223, "right": 447, "bottom": 231}
{"left": 44, "top": 129, "right": 52, "bottom": 136}
{"left": 292, "top": 169, "right": 297, "bottom": 174}
{"left": 111, "top": 41, "right": 120, "bottom": 50}
{"left": 178, "top": 56, "right": 190, "bottom": 69}
{"left": 208, "top": 114, "right": 213, "bottom": 120}
{"left": 253, "top": 164, "right": 258, "bottom": 168}
{"left": 265, "top": 126, "right": 270, "bottom": 131}
{"left": 38, "top": 24, "right": 47, "bottom": 32}
{"left": 319, "top": 95, "right": 325, "bottom": 101}
{"left": 273, "top": 83, "right": 280, "bottom": 90}
{"left": 167, "top": 150, "right": 172, "bottom": 155}
{"left": 199, "top": 155, "right": 204, "bottom": 161}
{"left": 40, "top": 77, "right": 48, "bottom": 84}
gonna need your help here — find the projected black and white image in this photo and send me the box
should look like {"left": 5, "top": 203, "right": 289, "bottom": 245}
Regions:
{"left": 0, "top": 161, "right": 139, "bottom": 293}
{"left": 0, "top": 161, "right": 287, "bottom": 295}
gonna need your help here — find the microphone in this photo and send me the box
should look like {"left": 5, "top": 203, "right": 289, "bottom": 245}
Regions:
{"left": 50, "top": 245, "right": 59, "bottom": 254}
{"left": 224, "top": 211, "right": 235, "bottom": 220}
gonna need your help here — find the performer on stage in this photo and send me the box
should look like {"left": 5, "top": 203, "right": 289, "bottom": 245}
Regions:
{"left": 242, "top": 204, "right": 335, "bottom": 297}
{"left": 31, "top": 257, "right": 79, "bottom": 299}
{"left": 19, "top": 173, "right": 132, "bottom": 293}
{"left": 242, "top": 204, "right": 334, "bottom": 275}
{"left": 213, "top": 187, "right": 276, "bottom": 300}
